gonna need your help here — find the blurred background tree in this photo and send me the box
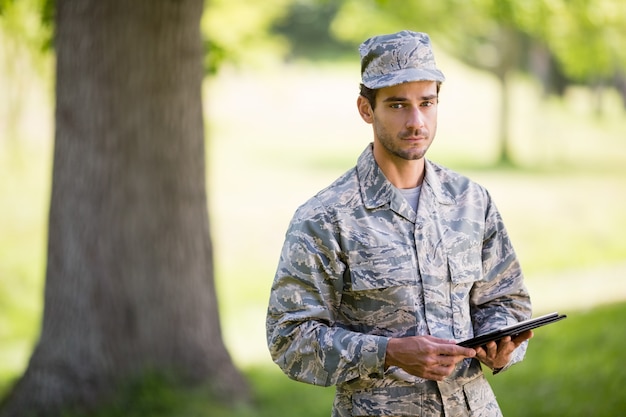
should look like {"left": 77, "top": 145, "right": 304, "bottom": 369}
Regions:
{"left": 1, "top": 1, "right": 251, "bottom": 416}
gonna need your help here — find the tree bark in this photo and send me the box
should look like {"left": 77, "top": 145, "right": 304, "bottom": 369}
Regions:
{"left": 0, "top": 0, "right": 248, "bottom": 415}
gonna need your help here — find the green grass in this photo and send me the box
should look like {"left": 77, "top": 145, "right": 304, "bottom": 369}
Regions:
{"left": 56, "top": 302, "right": 626, "bottom": 416}
{"left": 487, "top": 302, "right": 626, "bottom": 417}
{"left": 57, "top": 368, "right": 335, "bottom": 417}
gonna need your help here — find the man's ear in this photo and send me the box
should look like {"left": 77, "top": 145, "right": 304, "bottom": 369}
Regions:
{"left": 357, "top": 95, "right": 374, "bottom": 124}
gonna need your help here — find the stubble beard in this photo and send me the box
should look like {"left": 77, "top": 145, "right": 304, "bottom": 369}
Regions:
{"left": 375, "top": 124, "right": 432, "bottom": 161}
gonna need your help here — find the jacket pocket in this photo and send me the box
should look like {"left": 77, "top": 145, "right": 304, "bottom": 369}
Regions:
{"left": 351, "top": 386, "right": 424, "bottom": 416}
{"left": 462, "top": 375, "right": 500, "bottom": 415}
{"left": 341, "top": 245, "right": 418, "bottom": 335}
{"left": 348, "top": 244, "right": 417, "bottom": 291}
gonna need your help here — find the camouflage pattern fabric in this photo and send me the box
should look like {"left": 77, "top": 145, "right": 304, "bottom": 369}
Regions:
{"left": 266, "top": 144, "right": 532, "bottom": 416}
{"left": 360, "top": 30, "right": 445, "bottom": 89}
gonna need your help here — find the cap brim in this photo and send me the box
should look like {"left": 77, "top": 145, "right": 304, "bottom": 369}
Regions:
{"left": 363, "top": 68, "right": 445, "bottom": 89}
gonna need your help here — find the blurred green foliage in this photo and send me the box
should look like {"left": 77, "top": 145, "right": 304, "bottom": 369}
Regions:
{"left": 332, "top": 0, "right": 626, "bottom": 87}
{"left": 0, "top": 0, "right": 51, "bottom": 53}
{"left": 272, "top": 0, "right": 354, "bottom": 61}
{"left": 4, "top": 0, "right": 625, "bottom": 88}
{"left": 202, "top": 0, "right": 292, "bottom": 73}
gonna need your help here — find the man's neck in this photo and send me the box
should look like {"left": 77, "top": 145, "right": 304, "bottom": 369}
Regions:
{"left": 374, "top": 153, "right": 425, "bottom": 189}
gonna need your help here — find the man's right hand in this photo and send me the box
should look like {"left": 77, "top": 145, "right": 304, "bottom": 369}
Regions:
{"left": 385, "top": 335, "right": 476, "bottom": 381}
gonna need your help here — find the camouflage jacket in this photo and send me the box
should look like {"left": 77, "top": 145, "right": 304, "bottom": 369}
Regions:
{"left": 266, "top": 144, "right": 532, "bottom": 416}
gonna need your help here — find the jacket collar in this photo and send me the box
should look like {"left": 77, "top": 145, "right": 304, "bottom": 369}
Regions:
{"left": 356, "top": 143, "right": 455, "bottom": 212}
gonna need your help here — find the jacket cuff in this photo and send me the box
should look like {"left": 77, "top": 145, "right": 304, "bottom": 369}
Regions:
{"left": 361, "top": 336, "right": 389, "bottom": 378}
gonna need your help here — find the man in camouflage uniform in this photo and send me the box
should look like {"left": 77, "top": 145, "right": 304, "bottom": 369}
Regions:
{"left": 266, "top": 30, "right": 532, "bottom": 416}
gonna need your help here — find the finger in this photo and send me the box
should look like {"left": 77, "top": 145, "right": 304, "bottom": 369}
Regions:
{"left": 500, "top": 332, "right": 531, "bottom": 351}
{"left": 436, "top": 355, "right": 462, "bottom": 367}
{"left": 485, "top": 341, "right": 498, "bottom": 356}
{"left": 439, "top": 363, "right": 454, "bottom": 376}
{"left": 439, "top": 344, "right": 476, "bottom": 358}
{"left": 512, "top": 330, "right": 533, "bottom": 344}
{"left": 474, "top": 346, "right": 487, "bottom": 361}
{"left": 429, "top": 372, "right": 447, "bottom": 382}
{"left": 430, "top": 363, "right": 454, "bottom": 380}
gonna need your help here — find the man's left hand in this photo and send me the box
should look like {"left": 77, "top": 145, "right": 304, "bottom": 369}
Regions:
{"left": 474, "top": 330, "right": 533, "bottom": 371}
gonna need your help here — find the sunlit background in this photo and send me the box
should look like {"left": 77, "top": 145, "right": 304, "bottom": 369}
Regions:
{"left": 1, "top": 0, "right": 625, "bottom": 415}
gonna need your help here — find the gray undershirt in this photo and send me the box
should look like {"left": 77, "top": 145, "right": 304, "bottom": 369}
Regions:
{"left": 399, "top": 185, "right": 422, "bottom": 212}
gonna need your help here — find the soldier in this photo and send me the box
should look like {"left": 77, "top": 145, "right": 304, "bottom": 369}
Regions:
{"left": 266, "top": 30, "right": 533, "bottom": 416}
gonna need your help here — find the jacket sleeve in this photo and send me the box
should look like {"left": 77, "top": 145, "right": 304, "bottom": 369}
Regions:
{"left": 470, "top": 192, "right": 533, "bottom": 371}
{"left": 266, "top": 199, "right": 388, "bottom": 387}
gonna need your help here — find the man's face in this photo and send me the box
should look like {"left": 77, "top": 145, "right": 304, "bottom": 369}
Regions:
{"left": 358, "top": 81, "right": 439, "bottom": 162}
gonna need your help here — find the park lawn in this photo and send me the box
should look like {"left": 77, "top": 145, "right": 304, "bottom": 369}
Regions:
{"left": 485, "top": 301, "right": 626, "bottom": 417}
{"left": 60, "top": 301, "right": 626, "bottom": 417}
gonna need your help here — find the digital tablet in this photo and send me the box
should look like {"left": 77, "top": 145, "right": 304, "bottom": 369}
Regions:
{"left": 457, "top": 312, "right": 567, "bottom": 348}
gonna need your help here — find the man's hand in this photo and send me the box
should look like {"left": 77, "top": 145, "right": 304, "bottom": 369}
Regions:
{"left": 474, "top": 330, "right": 533, "bottom": 371}
{"left": 385, "top": 335, "right": 476, "bottom": 381}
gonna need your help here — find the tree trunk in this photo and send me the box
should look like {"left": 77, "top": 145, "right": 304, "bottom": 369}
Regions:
{"left": 496, "top": 69, "right": 512, "bottom": 165}
{"left": 0, "top": 0, "right": 248, "bottom": 415}
{"left": 495, "top": 26, "right": 517, "bottom": 166}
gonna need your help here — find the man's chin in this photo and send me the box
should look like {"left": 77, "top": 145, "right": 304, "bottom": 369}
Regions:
{"left": 397, "top": 148, "right": 428, "bottom": 161}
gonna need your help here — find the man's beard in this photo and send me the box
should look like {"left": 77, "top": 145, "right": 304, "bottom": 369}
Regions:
{"left": 375, "top": 124, "right": 432, "bottom": 161}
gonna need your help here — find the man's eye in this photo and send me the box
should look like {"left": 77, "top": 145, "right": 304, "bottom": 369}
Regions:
{"left": 390, "top": 103, "right": 404, "bottom": 109}
{"left": 421, "top": 101, "right": 434, "bottom": 107}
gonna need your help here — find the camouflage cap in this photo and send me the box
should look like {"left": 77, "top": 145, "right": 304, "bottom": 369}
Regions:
{"left": 360, "top": 30, "right": 445, "bottom": 89}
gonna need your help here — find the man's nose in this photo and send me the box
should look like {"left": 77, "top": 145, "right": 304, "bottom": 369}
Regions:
{"left": 406, "top": 108, "right": 425, "bottom": 129}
